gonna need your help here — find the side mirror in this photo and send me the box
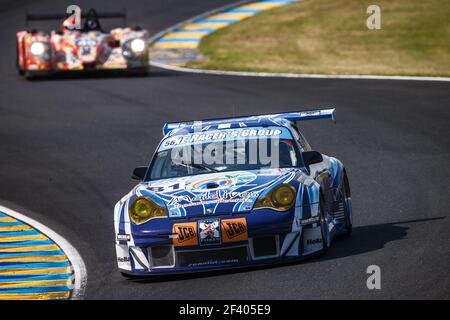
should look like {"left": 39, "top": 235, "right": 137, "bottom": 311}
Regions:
{"left": 302, "top": 151, "right": 323, "bottom": 168}
{"left": 132, "top": 166, "right": 147, "bottom": 181}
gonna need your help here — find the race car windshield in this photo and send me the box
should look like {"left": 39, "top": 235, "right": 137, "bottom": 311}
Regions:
{"left": 148, "top": 126, "right": 301, "bottom": 180}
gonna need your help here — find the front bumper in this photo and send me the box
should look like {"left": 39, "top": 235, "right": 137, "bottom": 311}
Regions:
{"left": 116, "top": 210, "right": 326, "bottom": 276}
{"left": 117, "top": 243, "right": 323, "bottom": 277}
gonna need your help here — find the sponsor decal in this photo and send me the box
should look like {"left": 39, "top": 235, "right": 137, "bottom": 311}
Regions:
{"left": 167, "top": 190, "right": 260, "bottom": 208}
{"left": 173, "top": 222, "right": 198, "bottom": 247}
{"left": 306, "top": 238, "right": 322, "bottom": 245}
{"left": 117, "top": 234, "right": 131, "bottom": 241}
{"left": 221, "top": 218, "right": 248, "bottom": 243}
{"left": 117, "top": 257, "right": 130, "bottom": 263}
{"left": 301, "top": 111, "right": 321, "bottom": 117}
{"left": 148, "top": 171, "right": 257, "bottom": 194}
{"left": 189, "top": 177, "right": 233, "bottom": 192}
{"left": 198, "top": 218, "right": 221, "bottom": 245}
{"left": 186, "top": 172, "right": 256, "bottom": 193}
{"left": 303, "top": 227, "right": 323, "bottom": 254}
{"left": 161, "top": 127, "right": 284, "bottom": 150}
{"left": 188, "top": 259, "right": 239, "bottom": 267}
{"left": 300, "top": 216, "right": 320, "bottom": 226}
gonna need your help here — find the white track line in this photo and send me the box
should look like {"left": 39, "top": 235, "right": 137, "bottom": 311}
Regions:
{"left": 0, "top": 205, "right": 87, "bottom": 300}
{"left": 150, "top": 61, "right": 450, "bottom": 82}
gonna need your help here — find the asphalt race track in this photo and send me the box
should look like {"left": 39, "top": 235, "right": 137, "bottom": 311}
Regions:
{"left": 0, "top": 0, "right": 449, "bottom": 299}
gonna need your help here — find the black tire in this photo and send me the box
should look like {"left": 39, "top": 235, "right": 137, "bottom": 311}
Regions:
{"left": 318, "top": 192, "right": 330, "bottom": 255}
{"left": 24, "top": 71, "right": 36, "bottom": 80}
{"left": 342, "top": 173, "right": 352, "bottom": 237}
{"left": 131, "top": 66, "right": 149, "bottom": 76}
{"left": 16, "top": 41, "right": 24, "bottom": 76}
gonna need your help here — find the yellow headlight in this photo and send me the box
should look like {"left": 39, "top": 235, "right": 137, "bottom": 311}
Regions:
{"left": 254, "top": 184, "right": 296, "bottom": 211}
{"left": 129, "top": 196, "right": 167, "bottom": 224}
{"left": 272, "top": 185, "right": 296, "bottom": 207}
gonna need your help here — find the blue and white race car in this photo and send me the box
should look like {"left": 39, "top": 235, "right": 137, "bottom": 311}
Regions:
{"left": 114, "top": 108, "right": 353, "bottom": 277}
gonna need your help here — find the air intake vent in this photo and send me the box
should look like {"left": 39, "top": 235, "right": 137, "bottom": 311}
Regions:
{"left": 250, "top": 235, "right": 279, "bottom": 259}
{"left": 150, "top": 245, "right": 175, "bottom": 268}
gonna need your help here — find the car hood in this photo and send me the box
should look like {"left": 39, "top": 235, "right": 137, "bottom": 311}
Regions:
{"left": 134, "top": 168, "right": 301, "bottom": 218}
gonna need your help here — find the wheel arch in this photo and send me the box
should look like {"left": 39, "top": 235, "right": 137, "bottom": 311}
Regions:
{"left": 342, "top": 167, "right": 351, "bottom": 197}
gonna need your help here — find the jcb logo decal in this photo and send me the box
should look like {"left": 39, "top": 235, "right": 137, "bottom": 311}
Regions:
{"left": 224, "top": 222, "right": 246, "bottom": 238}
{"left": 173, "top": 222, "right": 197, "bottom": 246}
{"left": 221, "top": 218, "right": 248, "bottom": 243}
{"left": 177, "top": 226, "right": 195, "bottom": 241}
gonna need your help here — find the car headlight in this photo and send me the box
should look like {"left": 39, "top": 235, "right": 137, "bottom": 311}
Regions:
{"left": 253, "top": 184, "right": 296, "bottom": 211}
{"left": 130, "top": 38, "right": 146, "bottom": 53}
{"left": 30, "top": 42, "right": 46, "bottom": 56}
{"left": 128, "top": 196, "right": 167, "bottom": 224}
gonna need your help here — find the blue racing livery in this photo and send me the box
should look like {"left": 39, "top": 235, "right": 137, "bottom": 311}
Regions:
{"left": 114, "top": 108, "right": 353, "bottom": 276}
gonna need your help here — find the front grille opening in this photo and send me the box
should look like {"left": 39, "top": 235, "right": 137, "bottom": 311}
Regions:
{"left": 150, "top": 245, "right": 174, "bottom": 268}
{"left": 252, "top": 235, "right": 278, "bottom": 258}
{"left": 177, "top": 246, "right": 248, "bottom": 267}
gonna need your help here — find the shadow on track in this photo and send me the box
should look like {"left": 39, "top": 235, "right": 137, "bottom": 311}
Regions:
{"left": 123, "top": 216, "right": 445, "bottom": 284}
{"left": 324, "top": 216, "right": 445, "bottom": 261}
{"left": 21, "top": 69, "right": 179, "bottom": 81}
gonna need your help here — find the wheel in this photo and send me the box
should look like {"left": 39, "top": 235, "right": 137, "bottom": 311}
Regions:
{"left": 24, "top": 71, "right": 36, "bottom": 80}
{"left": 318, "top": 192, "right": 330, "bottom": 255}
{"left": 131, "top": 66, "right": 149, "bottom": 76}
{"left": 341, "top": 173, "right": 353, "bottom": 237}
{"left": 16, "top": 41, "right": 24, "bottom": 75}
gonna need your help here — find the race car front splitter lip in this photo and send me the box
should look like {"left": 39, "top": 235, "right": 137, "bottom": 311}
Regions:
{"left": 118, "top": 250, "right": 324, "bottom": 278}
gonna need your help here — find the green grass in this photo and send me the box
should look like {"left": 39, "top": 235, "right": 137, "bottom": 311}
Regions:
{"left": 190, "top": 0, "right": 450, "bottom": 76}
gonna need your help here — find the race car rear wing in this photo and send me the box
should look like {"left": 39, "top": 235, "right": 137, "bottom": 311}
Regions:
{"left": 162, "top": 108, "right": 336, "bottom": 135}
{"left": 25, "top": 8, "right": 127, "bottom": 27}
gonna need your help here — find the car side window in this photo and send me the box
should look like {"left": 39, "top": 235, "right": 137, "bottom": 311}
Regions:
{"left": 290, "top": 125, "right": 311, "bottom": 151}
{"left": 298, "top": 131, "right": 311, "bottom": 151}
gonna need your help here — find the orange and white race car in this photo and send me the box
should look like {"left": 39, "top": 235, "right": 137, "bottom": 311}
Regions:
{"left": 16, "top": 8, "right": 149, "bottom": 79}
